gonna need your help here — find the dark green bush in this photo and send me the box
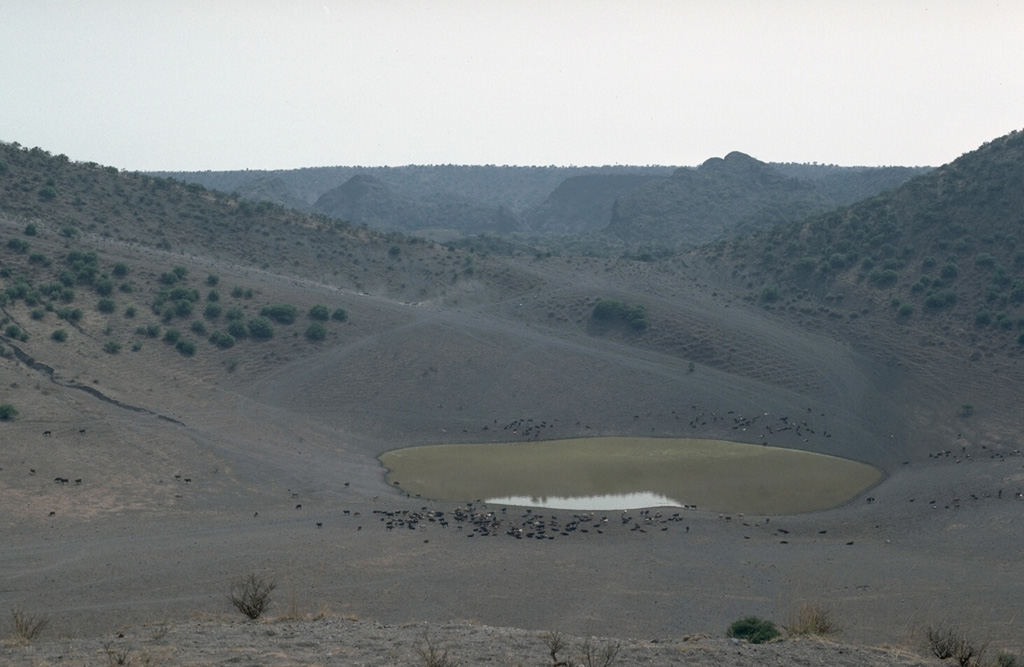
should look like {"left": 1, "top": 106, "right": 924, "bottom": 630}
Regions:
{"left": 726, "top": 616, "right": 780, "bottom": 644}
{"left": 331, "top": 308, "right": 348, "bottom": 322}
{"left": 305, "top": 322, "right": 327, "bottom": 341}
{"left": 247, "top": 317, "right": 274, "bottom": 339}
{"left": 97, "top": 298, "right": 116, "bottom": 313}
{"left": 209, "top": 331, "right": 235, "bottom": 349}
{"left": 206, "top": 274, "right": 219, "bottom": 286}
{"left": 95, "top": 278, "right": 114, "bottom": 296}
{"left": 924, "top": 290, "right": 957, "bottom": 310}
{"left": 225, "top": 306, "right": 245, "bottom": 321}
{"left": 309, "top": 304, "right": 330, "bottom": 321}
{"left": 51, "top": 328, "right": 67, "bottom": 342}
{"left": 7, "top": 238, "right": 30, "bottom": 253}
{"left": 112, "top": 262, "right": 129, "bottom": 277}
{"left": 204, "top": 303, "right": 222, "bottom": 320}
{"left": 163, "top": 328, "right": 181, "bottom": 343}
{"left": 940, "top": 262, "right": 959, "bottom": 281}
{"left": 761, "top": 285, "right": 780, "bottom": 303}
{"left": 260, "top": 304, "right": 298, "bottom": 324}
{"left": 175, "top": 339, "right": 196, "bottom": 356}
{"left": 103, "top": 341, "right": 121, "bottom": 354}
{"left": 0, "top": 404, "right": 18, "bottom": 420}
{"left": 190, "top": 320, "right": 207, "bottom": 335}
{"left": 227, "top": 321, "right": 248, "bottom": 339}
{"left": 23, "top": 223, "right": 37, "bottom": 236}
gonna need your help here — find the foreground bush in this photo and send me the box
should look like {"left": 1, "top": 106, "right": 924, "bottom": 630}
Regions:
{"left": 0, "top": 404, "right": 18, "bottom": 421}
{"left": 7, "top": 607, "right": 49, "bottom": 644}
{"left": 227, "top": 573, "right": 276, "bottom": 620}
{"left": 726, "top": 616, "right": 780, "bottom": 644}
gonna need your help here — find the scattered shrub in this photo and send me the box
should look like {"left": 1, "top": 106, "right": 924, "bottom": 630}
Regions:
{"left": 190, "top": 320, "right": 207, "bottom": 335}
{"left": 260, "top": 304, "right": 298, "bottom": 324}
{"left": 204, "top": 303, "right": 222, "bottom": 320}
{"left": 760, "top": 285, "right": 780, "bottom": 303}
{"left": 207, "top": 289, "right": 220, "bottom": 302}
{"left": 23, "top": 223, "right": 37, "bottom": 236}
{"left": 7, "top": 607, "right": 49, "bottom": 644}
{"left": 97, "top": 298, "right": 116, "bottom": 313}
{"left": 163, "top": 328, "right": 181, "bottom": 344}
{"left": 175, "top": 339, "right": 196, "bottom": 356}
{"left": 577, "top": 637, "right": 621, "bottom": 667}
{"left": 926, "top": 625, "right": 988, "bottom": 666}
{"left": 51, "top": 328, "right": 67, "bottom": 342}
{"left": 305, "top": 322, "right": 327, "bottom": 341}
{"left": 309, "top": 304, "right": 330, "bottom": 321}
{"left": 172, "top": 265, "right": 188, "bottom": 279}
{"left": 103, "top": 341, "right": 122, "bottom": 354}
{"left": 331, "top": 308, "right": 348, "bottom": 322}
{"left": 95, "top": 278, "right": 115, "bottom": 296}
{"left": 124, "top": 306, "right": 136, "bottom": 318}
{"left": 416, "top": 631, "right": 459, "bottom": 667}
{"left": 206, "top": 273, "right": 219, "bottom": 286}
{"left": 112, "top": 262, "right": 129, "bottom": 277}
{"left": 247, "top": 316, "right": 274, "bottom": 339}
{"left": 30, "top": 308, "right": 45, "bottom": 320}
{"left": 209, "top": 331, "right": 235, "bottom": 349}
{"left": 0, "top": 404, "right": 19, "bottom": 421}
{"left": 227, "top": 573, "right": 276, "bottom": 620}
{"left": 726, "top": 616, "right": 780, "bottom": 644}
{"left": 7, "top": 238, "right": 30, "bottom": 253}
{"left": 225, "top": 305, "right": 245, "bottom": 321}
{"left": 227, "top": 321, "right": 248, "bottom": 339}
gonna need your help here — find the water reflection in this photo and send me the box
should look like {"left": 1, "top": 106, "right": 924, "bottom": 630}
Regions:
{"left": 487, "top": 492, "right": 684, "bottom": 511}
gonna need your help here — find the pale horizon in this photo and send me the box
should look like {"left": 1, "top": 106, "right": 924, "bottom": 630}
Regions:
{"left": 2, "top": 1, "right": 1022, "bottom": 172}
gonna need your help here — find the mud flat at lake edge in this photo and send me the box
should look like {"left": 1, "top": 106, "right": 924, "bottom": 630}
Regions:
{"left": 380, "top": 437, "right": 883, "bottom": 514}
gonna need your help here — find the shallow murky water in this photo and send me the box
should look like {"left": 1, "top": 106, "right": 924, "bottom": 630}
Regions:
{"left": 380, "top": 437, "right": 882, "bottom": 514}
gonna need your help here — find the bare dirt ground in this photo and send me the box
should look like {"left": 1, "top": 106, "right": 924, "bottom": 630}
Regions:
{"left": 3, "top": 617, "right": 949, "bottom": 666}
{"left": 2, "top": 238, "right": 1023, "bottom": 664}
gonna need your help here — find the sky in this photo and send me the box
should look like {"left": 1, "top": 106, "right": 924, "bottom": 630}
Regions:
{"left": 2, "top": 1, "right": 1022, "bottom": 172}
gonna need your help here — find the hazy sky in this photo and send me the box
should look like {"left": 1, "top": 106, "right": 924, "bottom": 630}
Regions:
{"left": 2, "top": 1, "right": 1022, "bottom": 171}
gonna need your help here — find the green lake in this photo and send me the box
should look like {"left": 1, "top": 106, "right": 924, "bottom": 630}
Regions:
{"left": 380, "top": 437, "right": 882, "bottom": 514}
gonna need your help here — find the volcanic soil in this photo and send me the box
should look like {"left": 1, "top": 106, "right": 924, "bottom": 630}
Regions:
{"left": 1, "top": 228, "right": 1022, "bottom": 663}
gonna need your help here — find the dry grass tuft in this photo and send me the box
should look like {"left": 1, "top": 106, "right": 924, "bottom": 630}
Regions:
{"left": 5, "top": 607, "right": 50, "bottom": 646}
{"left": 784, "top": 603, "right": 841, "bottom": 637}
{"left": 417, "top": 630, "right": 460, "bottom": 667}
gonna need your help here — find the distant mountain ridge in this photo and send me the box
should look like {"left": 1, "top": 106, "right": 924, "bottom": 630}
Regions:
{"left": 150, "top": 159, "right": 931, "bottom": 243}
{"left": 312, "top": 174, "right": 523, "bottom": 235}
{"left": 605, "top": 152, "right": 835, "bottom": 246}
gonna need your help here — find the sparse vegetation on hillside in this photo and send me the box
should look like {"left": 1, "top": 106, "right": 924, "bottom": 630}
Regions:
{"left": 708, "top": 129, "right": 1024, "bottom": 356}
